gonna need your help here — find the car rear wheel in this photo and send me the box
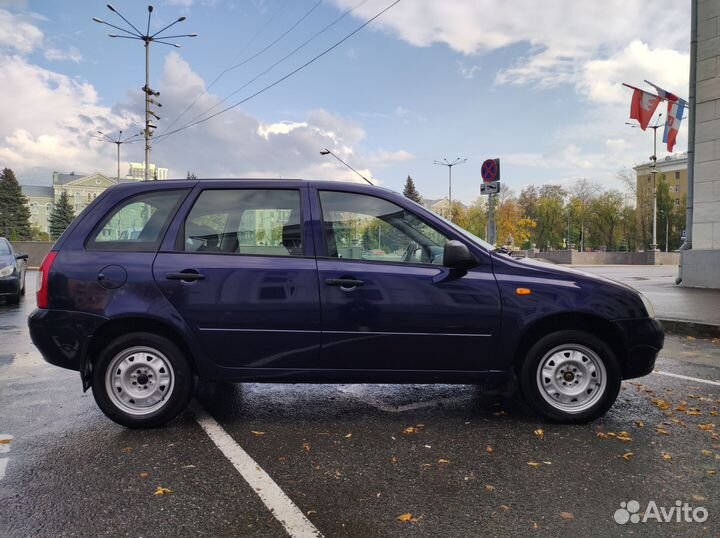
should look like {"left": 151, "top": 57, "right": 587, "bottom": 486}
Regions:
{"left": 519, "top": 330, "right": 621, "bottom": 423}
{"left": 91, "top": 332, "right": 194, "bottom": 428}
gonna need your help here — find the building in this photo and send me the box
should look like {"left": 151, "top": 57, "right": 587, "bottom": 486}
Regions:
{"left": 634, "top": 153, "right": 688, "bottom": 210}
{"left": 680, "top": 0, "right": 720, "bottom": 288}
{"left": 126, "top": 162, "right": 168, "bottom": 181}
{"left": 22, "top": 172, "right": 122, "bottom": 234}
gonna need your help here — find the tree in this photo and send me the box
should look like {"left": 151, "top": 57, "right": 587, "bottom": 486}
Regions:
{"left": 186, "top": 171, "right": 197, "bottom": 180}
{"left": 589, "top": 190, "right": 625, "bottom": 251}
{"left": 0, "top": 168, "right": 32, "bottom": 240}
{"left": 454, "top": 198, "right": 487, "bottom": 239}
{"left": 568, "top": 179, "right": 600, "bottom": 251}
{"left": 402, "top": 175, "right": 423, "bottom": 204}
{"left": 496, "top": 198, "right": 536, "bottom": 248}
{"left": 534, "top": 185, "right": 566, "bottom": 250}
{"left": 48, "top": 191, "right": 76, "bottom": 240}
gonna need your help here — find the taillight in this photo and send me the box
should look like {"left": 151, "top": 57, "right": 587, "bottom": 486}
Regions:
{"left": 36, "top": 251, "right": 58, "bottom": 309}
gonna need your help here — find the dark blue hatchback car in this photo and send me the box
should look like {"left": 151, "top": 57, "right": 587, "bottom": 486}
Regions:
{"left": 29, "top": 179, "right": 663, "bottom": 428}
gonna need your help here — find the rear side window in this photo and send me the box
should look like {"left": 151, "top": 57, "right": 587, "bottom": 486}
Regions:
{"left": 87, "top": 189, "right": 188, "bottom": 251}
{"left": 182, "top": 189, "right": 302, "bottom": 256}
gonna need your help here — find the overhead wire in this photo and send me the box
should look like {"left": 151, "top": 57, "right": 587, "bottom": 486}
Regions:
{"left": 161, "top": 0, "right": 370, "bottom": 138}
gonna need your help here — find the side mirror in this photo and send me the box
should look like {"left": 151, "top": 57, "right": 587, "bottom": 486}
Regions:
{"left": 443, "top": 240, "right": 477, "bottom": 270}
{"left": 15, "top": 253, "right": 28, "bottom": 260}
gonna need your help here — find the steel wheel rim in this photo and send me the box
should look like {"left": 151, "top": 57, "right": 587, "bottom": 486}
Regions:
{"left": 105, "top": 346, "right": 174, "bottom": 416}
{"left": 536, "top": 344, "right": 607, "bottom": 414}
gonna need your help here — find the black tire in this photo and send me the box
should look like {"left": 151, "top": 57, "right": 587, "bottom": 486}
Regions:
{"left": 519, "top": 330, "right": 621, "bottom": 424}
{"left": 91, "top": 332, "right": 195, "bottom": 428}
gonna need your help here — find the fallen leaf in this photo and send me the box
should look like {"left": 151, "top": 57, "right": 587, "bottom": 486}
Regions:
{"left": 391, "top": 456, "right": 398, "bottom": 464}
{"left": 692, "top": 494, "right": 706, "bottom": 502}
{"left": 596, "top": 432, "right": 610, "bottom": 440}
{"left": 634, "top": 420, "right": 645, "bottom": 428}
{"left": 661, "top": 452, "right": 673, "bottom": 462}
{"left": 527, "top": 461, "right": 541, "bottom": 468}
{"left": 139, "top": 472, "right": 149, "bottom": 478}
{"left": 623, "top": 452, "right": 635, "bottom": 461}
{"left": 153, "top": 486, "right": 172, "bottom": 496}
{"left": 560, "top": 512, "right": 574, "bottom": 521}
{"left": 303, "top": 442, "right": 311, "bottom": 453}
{"left": 534, "top": 428, "right": 545, "bottom": 440}
{"left": 655, "top": 427, "right": 670, "bottom": 436}
{"left": 687, "top": 408, "right": 702, "bottom": 417}
{"left": 543, "top": 461, "right": 552, "bottom": 465}
{"left": 698, "top": 424, "right": 715, "bottom": 431}
{"left": 182, "top": 464, "right": 196, "bottom": 469}
{"left": 485, "top": 484, "right": 495, "bottom": 492}
{"left": 687, "top": 335, "right": 696, "bottom": 341}
{"left": 307, "top": 510, "right": 317, "bottom": 516}
{"left": 402, "top": 426, "right": 421, "bottom": 435}
{"left": 500, "top": 504, "right": 511, "bottom": 511}
{"left": 437, "top": 459, "right": 451, "bottom": 464}
{"left": 707, "top": 470, "right": 716, "bottom": 475}
{"left": 702, "top": 450, "right": 714, "bottom": 456}
{"left": 486, "top": 446, "right": 494, "bottom": 455}
{"left": 251, "top": 431, "right": 266, "bottom": 436}
{"left": 493, "top": 410, "right": 507, "bottom": 417}
{"left": 0, "top": 439, "right": 11, "bottom": 445}
{"left": 532, "top": 521, "right": 540, "bottom": 530}
{"left": 652, "top": 399, "right": 672, "bottom": 410}
{"left": 344, "top": 432, "right": 352, "bottom": 439}
{"left": 617, "top": 432, "right": 633, "bottom": 442}
{"left": 710, "top": 411, "right": 718, "bottom": 417}
{"left": 397, "top": 513, "right": 413, "bottom": 522}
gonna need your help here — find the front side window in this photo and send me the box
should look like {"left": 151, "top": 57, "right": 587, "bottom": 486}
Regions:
{"left": 183, "top": 189, "right": 303, "bottom": 257}
{"left": 0, "top": 240, "right": 10, "bottom": 255}
{"left": 319, "top": 191, "right": 449, "bottom": 265}
{"left": 87, "top": 189, "right": 187, "bottom": 251}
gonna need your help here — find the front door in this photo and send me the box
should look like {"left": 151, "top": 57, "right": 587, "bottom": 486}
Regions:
{"left": 314, "top": 189, "right": 501, "bottom": 372}
{"left": 153, "top": 185, "right": 321, "bottom": 370}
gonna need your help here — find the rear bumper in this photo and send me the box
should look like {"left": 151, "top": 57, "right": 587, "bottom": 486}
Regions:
{"left": 611, "top": 318, "right": 664, "bottom": 379}
{"left": 28, "top": 308, "right": 108, "bottom": 372}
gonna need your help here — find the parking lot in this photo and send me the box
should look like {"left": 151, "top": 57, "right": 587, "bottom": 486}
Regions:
{"left": 1, "top": 273, "right": 719, "bottom": 537}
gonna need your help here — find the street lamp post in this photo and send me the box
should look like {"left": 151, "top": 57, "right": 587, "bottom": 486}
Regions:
{"left": 626, "top": 114, "right": 663, "bottom": 251}
{"left": 94, "top": 4, "right": 196, "bottom": 181}
{"left": 95, "top": 130, "right": 142, "bottom": 182}
{"left": 319, "top": 149, "right": 373, "bottom": 185}
{"left": 433, "top": 157, "right": 467, "bottom": 222}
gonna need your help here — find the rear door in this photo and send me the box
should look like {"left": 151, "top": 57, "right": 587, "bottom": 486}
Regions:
{"left": 313, "top": 188, "right": 501, "bottom": 372}
{"left": 153, "top": 182, "right": 321, "bottom": 370}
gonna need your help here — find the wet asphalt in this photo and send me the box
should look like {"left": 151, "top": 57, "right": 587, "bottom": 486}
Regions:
{"left": 1, "top": 275, "right": 719, "bottom": 538}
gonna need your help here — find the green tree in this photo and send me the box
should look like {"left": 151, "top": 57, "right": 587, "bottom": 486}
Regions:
{"left": 454, "top": 198, "right": 488, "bottom": 240}
{"left": 0, "top": 168, "right": 32, "bottom": 240}
{"left": 534, "top": 185, "right": 566, "bottom": 250}
{"left": 48, "top": 191, "right": 76, "bottom": 240}
{"left": 186, "top": 171, "right": 197, "bottom": 180}
{"left": 588, "top": 190, "right": 625, "bottom": 251}
{"left": 402, "top": 175, "right": 423, "bottom": 204}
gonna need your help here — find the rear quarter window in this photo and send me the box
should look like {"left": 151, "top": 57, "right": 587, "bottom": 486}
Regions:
{"left": 86, "top": 189, "right": 188, "bottom": 252}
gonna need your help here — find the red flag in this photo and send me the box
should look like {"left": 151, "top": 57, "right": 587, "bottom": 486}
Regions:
{"left": 629, "top": 88, "right": 660, "bottom": 130}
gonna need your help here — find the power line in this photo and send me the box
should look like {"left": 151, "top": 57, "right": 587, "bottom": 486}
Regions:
{"left": 160, "top": 0, "right": 371, "bottom": 139}
{"left": 161, "top": 0, "right": 304, "bottom": 135}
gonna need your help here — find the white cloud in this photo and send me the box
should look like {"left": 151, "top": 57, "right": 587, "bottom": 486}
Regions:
{"left": 44, "top": 46, "right": 83, "bottom": 63}
{"left": 456, "top": 61, "right": 480, "bottom": 80}
{"left": 0, "top": 8, "right": 43, "bottom": 53}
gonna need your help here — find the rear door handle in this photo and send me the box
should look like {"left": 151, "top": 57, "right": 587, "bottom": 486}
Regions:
{"left": 166, "top": 271, "right": 206, "bottom": 282}
{"left": 324, "top": 278, "right": 364, "bottom": 289}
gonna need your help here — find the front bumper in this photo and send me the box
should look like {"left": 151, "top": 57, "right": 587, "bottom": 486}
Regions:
{"left": 611, "top": 318, "right": 664, "bottom": 379}
{"left": 0, "top": 275, "right": 20, "bottom": 296}
{"left": 28, "top": 308, "right": 108, "bottom": 372}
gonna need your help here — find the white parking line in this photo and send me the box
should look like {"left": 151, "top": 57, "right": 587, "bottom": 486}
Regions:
{"left": 654, "top": 370, "right": 720, "bottom": 387}
{"left": 0, "top": 434, "right": 12, "bottom": 481}
{"left": 191, "top": 402, "right": 323, "bottom": 538}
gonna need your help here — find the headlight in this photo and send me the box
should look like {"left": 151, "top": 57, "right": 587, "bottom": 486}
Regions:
{"left": 0, "top": 265, "right": 14, "bottom": 277}
{"left": 638, "top": 292, "right": 655, "bottom": 319}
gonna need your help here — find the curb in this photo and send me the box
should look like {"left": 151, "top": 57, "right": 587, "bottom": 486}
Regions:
{"left": 659, "top": 318, "right": 720, "bottom": 339}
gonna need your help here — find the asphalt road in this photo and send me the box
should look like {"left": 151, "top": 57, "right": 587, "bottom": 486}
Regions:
{"left": 1, "top": 275, "right": 719, "bottom": 537}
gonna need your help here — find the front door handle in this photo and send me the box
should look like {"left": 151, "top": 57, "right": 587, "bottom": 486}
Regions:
{"left": 324, "top": 278, "right": 364, "bottom": 289}
{"left": 166, "top": 271, "right": 206, "bottom": 282}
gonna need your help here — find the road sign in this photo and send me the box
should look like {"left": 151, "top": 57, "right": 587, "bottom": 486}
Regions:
{"left": 481, "top": 181, "right": 499, "bottom": 195}
{"left": 481, "top": 158, "right": 500, "bottom": 184}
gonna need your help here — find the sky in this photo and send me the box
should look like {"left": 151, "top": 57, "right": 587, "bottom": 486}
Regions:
{"left": 0, "top": 0, "right": 691, "bottom": 203}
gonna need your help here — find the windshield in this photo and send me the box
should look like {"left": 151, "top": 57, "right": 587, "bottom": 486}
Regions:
{"left": 0, "top": 240, "right": 10, "bottom": 255}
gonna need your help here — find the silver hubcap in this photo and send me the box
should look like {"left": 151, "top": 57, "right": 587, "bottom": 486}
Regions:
{"left": 536, "top": 344, "right": 607, "bottom": 413}
{"left": 105, "top": 346, "right": 174, "bottom": 416}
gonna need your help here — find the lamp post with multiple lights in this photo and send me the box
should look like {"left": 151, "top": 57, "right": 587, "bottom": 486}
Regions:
{"left": 319, "top": 148, "right": 373, "bottom": 185}
{"left": 94, "top": 130, "right": 142, "bottom": 182}
{"left": 93, "top": 4, "right": 196, "bottom": 181}
{"left": 627, "top": 113, "right": 663, "bottom": 251}
{"left": 433, "top": 157, "right": 467, "bottom": 222}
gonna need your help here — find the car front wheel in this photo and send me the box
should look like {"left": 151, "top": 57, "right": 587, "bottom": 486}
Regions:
{"left": 91, "top": 332, "right": 194, "bottom": 428}
{"left": 519, "top": 330, "right": 621, "bottom": 423}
